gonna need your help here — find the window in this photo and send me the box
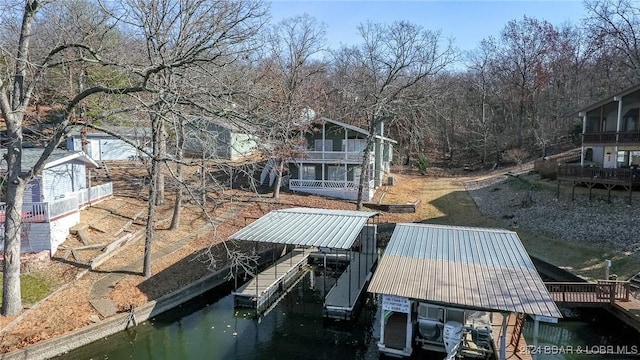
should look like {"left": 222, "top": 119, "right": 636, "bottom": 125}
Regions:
{"left": 314, "top": 139, "right": 332, "bottom": 151}
{"left": 624, "top": 109, "right": 639, "bottom": 131}
{"left": 301, "top": 165, "right": 316, "bottom": 180}
{"left": 327, "top": 166, "right": 345, "bottom": 181}
{"left": 342, "top": 138, "right": 367, "bottom": 152}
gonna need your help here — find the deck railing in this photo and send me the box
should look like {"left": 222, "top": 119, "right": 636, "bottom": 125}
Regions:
{"left": 557, "top": 164, "right": 640, "bottom": 184}
{"left": 583, "top": 130, "right": 640, "bottom": 144}
{"left": 289, "top": 179, "right": 374, "bottom": 191}
{"left": 0, "top": 182, "right": 113, "bottom": 224}
{"left": 546, "top": 280, "right": 631, "bottom": 303}
{"left": 300, "top": 150, "right": 368, "bottom": 162}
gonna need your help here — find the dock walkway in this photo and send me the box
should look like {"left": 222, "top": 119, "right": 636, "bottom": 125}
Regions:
{"left": 491, "top": 313, "right": 533, "bottom": 360}
{"left": 324, "top": 233, "right": 378, "bottom": 320}
{"left": 233, "top": 247, "right": 312, "bottom": 313}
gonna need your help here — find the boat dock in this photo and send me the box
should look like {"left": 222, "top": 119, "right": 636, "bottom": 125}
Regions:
{"left": 368, "top": 224, "right": 562, "bottom": 360}
{"left": 233, "top": 247, "right": 311, "bottom": 313}
{"left": 323, "top": 244, "right": 377, "bottom": 320}
{"left": 228, "top": 208, "right": 380, "bottom": 318}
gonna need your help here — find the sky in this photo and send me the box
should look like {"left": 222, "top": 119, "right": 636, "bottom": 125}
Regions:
{"left": 269, "top": 0, "right": 587, "bottom": 52}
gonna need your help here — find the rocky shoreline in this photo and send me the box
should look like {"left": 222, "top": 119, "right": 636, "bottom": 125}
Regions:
{"left": 465, "top": 173, "right": 640, "bottom": 256}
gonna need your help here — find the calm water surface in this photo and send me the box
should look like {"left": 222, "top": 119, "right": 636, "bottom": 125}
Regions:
{"left": 57, "top": 272, "right": 639, "bottom": 360}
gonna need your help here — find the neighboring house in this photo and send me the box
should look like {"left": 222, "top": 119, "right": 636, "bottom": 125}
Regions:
{"left": 184, "top": 117, "right": 258, "bottom": 161}
{"left": 66, "top": 126, "right": 151, "bottom": 161}
{"left": 556, "top": 83, "right": 640, "bottom": 202}
{"left": 576, "top": 83, "right": 640, "bottom": 168}
{"left": 282, "top": 117, "right": 395, "bottom": 201}
{"left": 0, "top": 148, "right": 113, "bottom": 254}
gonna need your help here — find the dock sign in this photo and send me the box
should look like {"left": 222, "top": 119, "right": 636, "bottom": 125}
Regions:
{"left": 382, "top": 295, "right": 410, "bottom": 313}
{"left": 534, "top": 314, "right": 558, "bottom": 324}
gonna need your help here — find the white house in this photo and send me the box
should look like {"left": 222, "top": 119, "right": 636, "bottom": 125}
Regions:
{"left": 0, "top": 148, "right": 113, "bottom": 254}
{"left": 577, "top": 83, "right": 640, "bottom": 168}
{"left": 66, "top": 126, "right": 151, "bottom": 161}
{"left": 183, "top": 116, "right": 258, "bottom": 161}
{"left": 282, "top": 117, "right": 395, "bottom": 201}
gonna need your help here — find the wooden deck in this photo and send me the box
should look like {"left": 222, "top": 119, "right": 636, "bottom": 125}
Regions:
{"left": 491, "top": 313, "right": 532, "bottom": 360}
{"left": 556, "top": 165, "right": 640, "bottom": 203}
{"left": 546, "top": 281, "right": 640, "bottom": 332}
{"left": 233, "top": 247, "right": 312, "bottom": 313}
{"left": 546, "top": 280, "right": 631, "bottom": 305}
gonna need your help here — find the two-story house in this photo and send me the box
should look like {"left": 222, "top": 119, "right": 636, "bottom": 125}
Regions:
{"left": 556, "top": 84, "right": 640, "bottom": 202}
{"left": 286, "top": 117, "right": 395, "bottom": 201}
{"left": 577, "top": 84, "right": 640, "bottom": 168}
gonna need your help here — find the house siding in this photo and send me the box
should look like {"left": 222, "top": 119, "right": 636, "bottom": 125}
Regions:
{"left": 230, "top": 133, "right": 257, "bottom": 160}
{"left": 49, "top": 212, "right": 80, "bottom": 254}
{"left": 67, "top": 135, "right": 146, "bottom": 161}
{"left": 24, "top": 177, "right": 43, "bottom": 202}
{"left": 43, "top": 161, "right": 87, "bottom": 201}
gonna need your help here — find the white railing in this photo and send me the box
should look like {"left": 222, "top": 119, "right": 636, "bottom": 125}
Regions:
{"left": 0, "top": 182, "right": 113, "bottom": 224}
{"left": 302, "top": 151, "right": 369, "bottom": 162}
{"left": 289, "top": 179, "right": 374, "bottom": 191}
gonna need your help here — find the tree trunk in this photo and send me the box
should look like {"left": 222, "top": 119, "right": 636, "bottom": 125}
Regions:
{"left": 272, "top": 158, "right": 284, "bottom": 199}
{"left": 143, "top": 156, "right": 158, "bottom": 277}
{"left": 356, "top": 144, "right": 372, "bottom": 210}
{"left": 156, "top": 120, "right": 166, "bottom": 205}
{"left": 169, "top": 118, "right": 185, "bottom": 231}
{"left": 2, "top": 138, "right": 26, "bottom": 315}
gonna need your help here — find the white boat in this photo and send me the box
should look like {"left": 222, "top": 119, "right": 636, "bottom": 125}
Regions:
{"left": 416, "top": 303, "right": 494, "bottom": 359}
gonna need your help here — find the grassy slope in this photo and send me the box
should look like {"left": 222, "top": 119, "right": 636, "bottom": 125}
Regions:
{"left": 382, "top": 171, "right": 638, "bottom": 280}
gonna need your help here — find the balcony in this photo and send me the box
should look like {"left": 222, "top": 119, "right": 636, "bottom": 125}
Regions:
{"left": 583, "top": 130, "right": 640, "bottom": 144}
{"left": 296, "top": 150, "right": 368, "bottom": 163}
{"left": 289, "top": 179, "right": 373, "bottom": 190}
{"left": 0, "top": 182, "right": 113, "bottom": 224}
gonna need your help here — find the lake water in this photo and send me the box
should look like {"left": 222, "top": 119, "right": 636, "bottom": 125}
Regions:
{"left": 56, "top": 270, "right": 639, "bottom": 360}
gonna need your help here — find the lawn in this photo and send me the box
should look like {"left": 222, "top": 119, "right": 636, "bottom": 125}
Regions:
{"left": 0, "top": 273, "right": 50, "bottom": 305}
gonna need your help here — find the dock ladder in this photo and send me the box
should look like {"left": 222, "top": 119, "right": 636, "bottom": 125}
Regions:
{"left": 509, "top": 313, "right": 526, "bottom": 351}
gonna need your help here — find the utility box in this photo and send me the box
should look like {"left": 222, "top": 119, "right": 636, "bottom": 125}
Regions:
{"left": 388, "top": 176, "right": 395, "bottom": 186}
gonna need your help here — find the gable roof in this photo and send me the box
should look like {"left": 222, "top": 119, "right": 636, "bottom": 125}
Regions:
{"left": 577, "top": 83, "right": 640, "bottom": 116}
{"left": 317, "top": 117, "right": 397, "bottom": 144}
{"left": 68, "top": 126, "right": 152, "bottom": 139}
{"left": 186, "top": 115, "right": 254, "bottom": 134}
{"left": 368, "top": 223, "right": 561, "bottom": 318}
{"left": 229, "top": 207, "right": 378, "bottom": 249}
{"left": 0, "top": 148, "right": 100, "bottom": 173}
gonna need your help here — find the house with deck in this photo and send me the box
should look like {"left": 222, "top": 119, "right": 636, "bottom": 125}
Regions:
{"left": 557, "top": 84, "right": 640, "bottom": 202}
{"left": 66, "top": 126, "right": 151, "bottom": 161}
{"left": 183, "top": 116, "right": 258, "bottom": 161}
{"left": 284, "top": 117, "right": 395, "bottom": 201}
{"left": 0, "top": 148, "right": 113, "bottom": 254}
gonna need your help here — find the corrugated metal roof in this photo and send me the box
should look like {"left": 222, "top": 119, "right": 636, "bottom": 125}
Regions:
{"left": 229, "top": 207, "right": 377, "bottom": 249}
{"left": 368, "top": 223, "right": 562, "bottom": 318}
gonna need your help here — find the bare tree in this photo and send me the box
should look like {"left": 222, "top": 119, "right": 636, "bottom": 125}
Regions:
{"left": 253, "top": 14, "right": 327, "bottom": 199}
{"left": 333, "top": 21, "right": 455, "bottom": 209}
{"left": 585, "top": 0, "right": 640, "bottom": 78}
{"left": 108, "top": 0, "right": 266, "bottom": 277}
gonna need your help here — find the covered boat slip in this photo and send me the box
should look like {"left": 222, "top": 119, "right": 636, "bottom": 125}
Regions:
{"left": 323, "top": 225, "right": 378, "bottom": 320}
{"left": 229, "top": 207, "right": 378, "bottom": 318}
{"left": 368, "top": 223, "right": 562, "bottom": 360}
{"left": 232, "top": 247, "right": 312, "bottom": 312}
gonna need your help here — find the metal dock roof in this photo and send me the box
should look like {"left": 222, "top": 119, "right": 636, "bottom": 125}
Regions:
{"left": 368, "top": 223, "right": 562, "bottom": 318}
{"left": 229, "top": 207, "right": 377, "bottom": 249}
